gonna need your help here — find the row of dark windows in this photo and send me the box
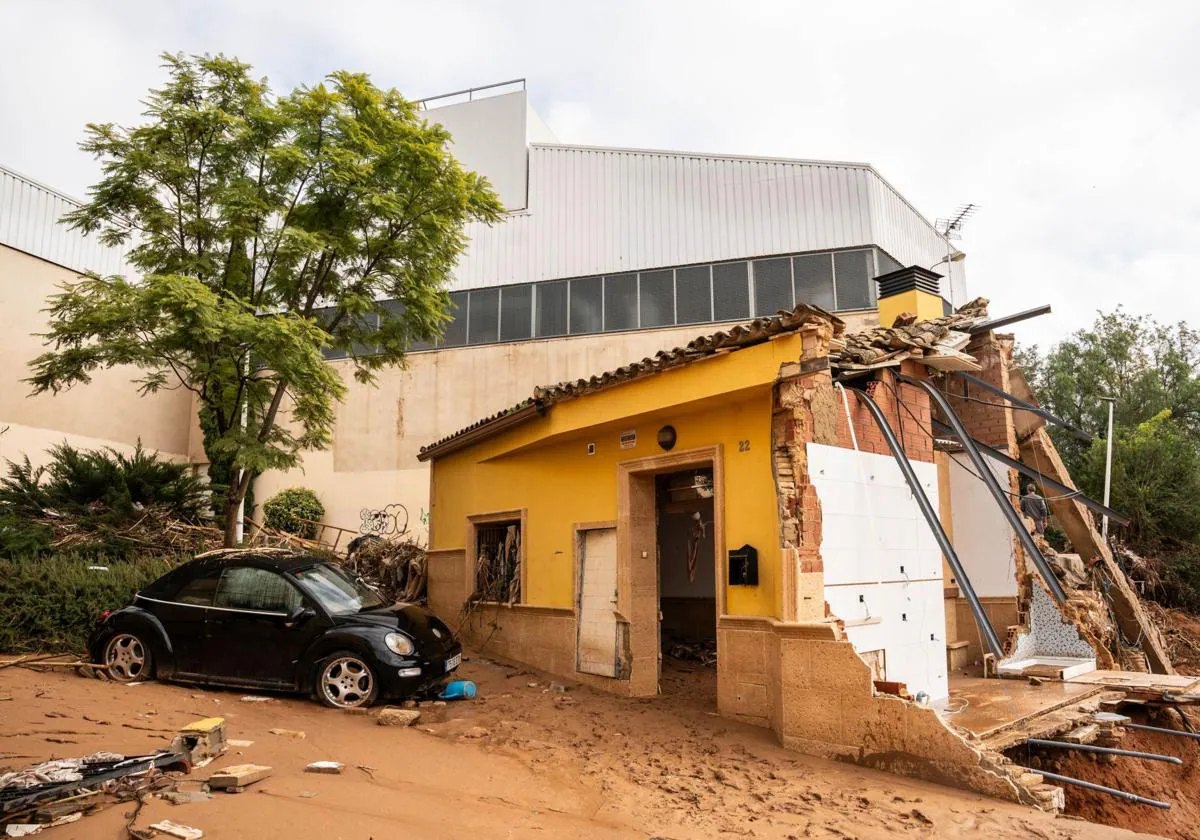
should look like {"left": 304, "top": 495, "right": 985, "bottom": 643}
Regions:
{"left": 318, "top": 246, "right": 904, "bottom": 358}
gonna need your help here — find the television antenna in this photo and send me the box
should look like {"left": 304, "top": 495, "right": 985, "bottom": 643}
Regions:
{"left": 936, "top": 203, "right": 978, "bottom": 240}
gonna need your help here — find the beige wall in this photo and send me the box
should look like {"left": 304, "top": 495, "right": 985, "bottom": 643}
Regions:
{"left": 0, "top": 244, "right": 193, "bottom": 466}
{"left": 257, "top": 311, "right": 879, "bottom": 539}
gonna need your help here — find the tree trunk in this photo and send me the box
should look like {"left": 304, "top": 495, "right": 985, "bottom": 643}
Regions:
{"left": 223, "top": 491, "right": 242, "bottom": 548}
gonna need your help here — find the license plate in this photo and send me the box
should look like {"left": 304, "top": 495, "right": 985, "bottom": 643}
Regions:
{"left": 445, "top": 653, "right": 462, "bottom": 672}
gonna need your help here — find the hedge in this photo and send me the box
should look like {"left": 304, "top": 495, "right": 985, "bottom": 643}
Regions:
{"left": 263, "top": 487, "right": 325, "bottom": 539}
{"left": 0, "top": 555, "right": 175, "bottom": 653}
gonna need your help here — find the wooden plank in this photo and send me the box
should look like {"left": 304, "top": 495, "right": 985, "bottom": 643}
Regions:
{"left": 207, "top": 763, "right": 272, "bottom": 790}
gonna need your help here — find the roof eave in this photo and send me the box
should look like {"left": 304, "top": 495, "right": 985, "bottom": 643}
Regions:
{"left": 417, "top": 402, "right": 543, "bottom": 462}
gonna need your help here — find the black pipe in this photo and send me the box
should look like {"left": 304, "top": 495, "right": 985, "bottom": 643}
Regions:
{"left": 1026, "top": 738, "right": 1183, "bottom": 764}
{"left": 931, "top": 418, "right": 1131, "bottom": 527}
{"left": 849, "top": 388, "right": 1004, "bottom": 659}
{"left": 1125, "top": 722, "right": 1200, "bottom": 742}
{"left": 1030, "top": 769, "right": 1171, "bottom": 809}
{"left": 950, "top": 371, "right": 1092, "bottom": 444}
{"left": 898, "top": 375, "right": 1069, "bottom": 604}
{"left": 968, "top": 304, "right": 1052, "bottom": 335}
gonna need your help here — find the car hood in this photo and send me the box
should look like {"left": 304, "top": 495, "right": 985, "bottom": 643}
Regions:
{"left": 332, "top": 603, "right": 455, "bottom": 647}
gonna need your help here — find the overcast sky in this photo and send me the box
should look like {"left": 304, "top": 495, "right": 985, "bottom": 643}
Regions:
{"left": 3, "top": 1, "right": 1197, "bottom": 349}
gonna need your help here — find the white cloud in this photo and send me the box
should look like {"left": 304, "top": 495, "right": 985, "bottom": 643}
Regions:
{"left": 2, "top": 0, "right": 1198, "bottom": 348}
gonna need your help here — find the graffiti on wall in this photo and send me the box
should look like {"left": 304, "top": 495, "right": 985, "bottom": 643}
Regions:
{"left": 359, "top": 503, "right": 410, "bottom": 537}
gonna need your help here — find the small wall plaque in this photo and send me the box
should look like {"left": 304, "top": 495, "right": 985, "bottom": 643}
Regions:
{"left": 619, "top": 430, "right": 637, "bottom": 449}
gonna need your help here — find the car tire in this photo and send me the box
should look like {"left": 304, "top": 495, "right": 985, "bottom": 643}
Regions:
{"left": 313, "top": 651, "right": 379, "bottom": 709}
{"left": 102, "top": 631, "right": 154, "bottom": 683}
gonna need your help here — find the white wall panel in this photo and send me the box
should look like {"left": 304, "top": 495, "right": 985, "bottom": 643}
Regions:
{"left": 948, "top": 453, "right": 1018, "bottom": 598}
{"left": 808, "top": 443, "right": 947, "bottom": 702}
{"left": 0, "top": 165, "right": 136, "bottom": 277}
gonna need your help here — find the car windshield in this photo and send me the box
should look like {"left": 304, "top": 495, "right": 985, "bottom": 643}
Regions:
{"left": 291, "top": 564, "right": 386, "bottom": 615}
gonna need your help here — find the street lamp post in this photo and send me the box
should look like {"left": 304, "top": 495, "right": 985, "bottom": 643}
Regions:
{"left": 1100, "top": 396, "right": 1116, "bottom": 543}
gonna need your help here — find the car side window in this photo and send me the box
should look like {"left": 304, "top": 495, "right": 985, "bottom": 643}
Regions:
{"left": 213, "top": 567, "right": 303, "bottom": 613}
{"left": 174, "top": 571, "right": 221, "bottom": 606}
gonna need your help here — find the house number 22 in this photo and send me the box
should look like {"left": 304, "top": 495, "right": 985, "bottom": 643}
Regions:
{"left": 738, "top": 440, "right": 751, "bottom": 452}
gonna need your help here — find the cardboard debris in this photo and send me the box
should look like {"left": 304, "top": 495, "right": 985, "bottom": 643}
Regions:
{"left": 207, "top": 764, "right": 272, "bottom": 791}
{"left": 148, "top": 820, "right": 204, "bottom": 839}
{"left": 304, "top": 761, "right": 344, "bottom": 774}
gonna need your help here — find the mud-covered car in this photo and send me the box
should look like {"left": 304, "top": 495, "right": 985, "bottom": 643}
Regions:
{"left": 88, "top": 549, "right": 461, "bottom": 708}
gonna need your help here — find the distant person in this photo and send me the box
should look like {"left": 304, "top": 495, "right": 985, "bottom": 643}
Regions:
{"left": 1021, "top": 485, "right": 1050, "bottom": 535}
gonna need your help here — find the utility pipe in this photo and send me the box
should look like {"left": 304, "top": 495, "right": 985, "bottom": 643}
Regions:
{"left": 1026, "top": 738, "right": 1183, "bottom": 765}
{"left": 1124, "top": 722, "right": 1200, "bottom": 742}
{"left": 1030, "top": 769, "right": 1171, "bottom": 809}
{"left": 850, "top": 387, "right": 1004, "bottom": 658}
{"left": 1100, "top": 395, "right": 1116, "bottom": 543}
{"left": 898, "top": 375, "right": 1068, "bottom": 604}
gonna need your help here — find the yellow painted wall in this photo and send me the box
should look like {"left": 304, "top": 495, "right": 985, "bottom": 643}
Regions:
{"left": 428, "top": 335, "right": 803, "bottom": 619}
{"left": 877, "top": 289, "right": 944, "bottom": 329}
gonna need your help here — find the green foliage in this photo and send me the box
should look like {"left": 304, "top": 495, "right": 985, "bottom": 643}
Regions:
{"left": 0, "top": 442, "right": 208, "bottom": 526}
{"left": 0, "top": 554, "right": 171, "bottom": 652}
{"left": 1075, "top": 411, "right": 1200, "bottom": 550}
{"left": 1019, "top": 308, "right": 1200, "bottom": 557}
{"left": 1158, "top": 551, "right": 1200, "bottom": 613}
{"left": 263, "top": 486, "right": 325, "bottom": 539}
{"left": 25, "top": 52, "right": 503, "bottom": 544}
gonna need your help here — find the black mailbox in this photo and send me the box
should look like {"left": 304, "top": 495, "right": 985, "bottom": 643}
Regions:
{"left": 728, "top": 544, "right": 758, "bottom": 586}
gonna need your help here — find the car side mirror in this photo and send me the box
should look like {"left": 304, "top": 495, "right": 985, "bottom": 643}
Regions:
{"left": 285, "top": 605, "right": 316, "bottom": 628}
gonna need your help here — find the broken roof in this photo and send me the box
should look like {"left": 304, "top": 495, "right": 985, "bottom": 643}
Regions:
{"left": 417, "top": 299, "right": 990, "bottom": 462}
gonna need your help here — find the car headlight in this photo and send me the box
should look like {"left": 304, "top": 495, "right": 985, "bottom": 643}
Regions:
{"left": 385, "top": 633, "right": 415, "bottom": 656}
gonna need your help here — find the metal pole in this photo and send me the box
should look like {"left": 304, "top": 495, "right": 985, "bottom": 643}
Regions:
{"left": 898, "top": 375, "right": 1068, "bottom": 604}
{"left": 851, "top": 388, "right": 1004, "bottom": 658}
{"left": 1030, "top": 769, "right": 1171, "bottom": 809}
{"left": 1125, "top": 722, "right": 1200, "bottom": 741}
{"left": 1026, "top": 738, "right": 1182, "bottom": 765}
{"left": 1100, "top": 396, "right": 1116, "bottom": 543}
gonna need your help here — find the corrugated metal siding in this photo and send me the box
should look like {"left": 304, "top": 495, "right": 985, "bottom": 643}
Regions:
{"left": 451, "top": 145, "right": 884, "bottom": 289}
{"left": 449, "top": 145, "right": 956, "bottom": 302}
{"left": 0, "top": 165, "right": 136, "bottom": 276}
{"left": 863, "top": 171, "right": 962, "bottom": 303}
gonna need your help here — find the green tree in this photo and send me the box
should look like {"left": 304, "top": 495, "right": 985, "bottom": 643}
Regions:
{"left": 25, "top": 53, "right": 502, "bottom": 546}
{"left": 1017, "top": 309, "right": 1200, "bottom": 474}
{"left": 1075, "top": 411, "right": 1200, "bottom": 549}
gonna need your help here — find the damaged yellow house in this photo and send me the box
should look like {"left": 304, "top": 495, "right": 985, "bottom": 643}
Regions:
{"left": 420, "top": 267, "right": 1184, "bottom": 807}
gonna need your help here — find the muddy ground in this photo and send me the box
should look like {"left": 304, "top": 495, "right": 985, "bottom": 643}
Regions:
{"left": 0, "top": 655, "right": 1158, "bottom": 840}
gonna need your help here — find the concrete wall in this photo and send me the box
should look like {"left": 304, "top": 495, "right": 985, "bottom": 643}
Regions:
{"left": 0, "top": 244, "right": 193, "bottom": 467}
{"left": 422, "top": 91, "right": 531, "bottom": 211}
{"left": 257, "top": 312, "right": 878, "bottom": 541}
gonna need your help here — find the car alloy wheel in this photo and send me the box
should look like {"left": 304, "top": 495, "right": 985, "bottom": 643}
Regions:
{"left": 104, "top": 633, "right": 149, "bottom": 682}
{"left": 320, "top": 655, "right": 375, "bottom": 708}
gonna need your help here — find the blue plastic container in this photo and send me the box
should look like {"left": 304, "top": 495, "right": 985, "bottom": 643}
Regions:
{"left": 440, "top": 679, "right": 477, "bottom": 700}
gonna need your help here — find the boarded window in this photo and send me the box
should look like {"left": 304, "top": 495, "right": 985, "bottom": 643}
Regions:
{"left": 535, "top": 280, "right": 567, "bottom": 338}
{"left": 473, "top": 520, "right": 522, "bottom": 604}
{"left": 500, "top": 284, "right": 533, "bottom": 342}
{"left": 712, "top": 261, "right": 749, "bottom": 321}
{"left": 440, "top": 292, "right": 468, "bottom": 347}
{"left": 834, "top": 250, "right": 873, "bottom": 310}
{"left": 639, "top": 270, "right": 675, "bottom": 328}
{"left": 753, "top": 257, "right": 792, "bottom": 316}
{"left": 467, "top": 288, "right": 499, "bottom": 344}
{"left": 675, "top": 265, "right": 712, "bottom": 324}
{"left": 793, "top": 253, "right": 835, "bottom": 310}
{"left": 603, "top": 273, "right": 638, "bottom": 331}
{"left": 569, "top": 276, "right": 603, "bottom": 334}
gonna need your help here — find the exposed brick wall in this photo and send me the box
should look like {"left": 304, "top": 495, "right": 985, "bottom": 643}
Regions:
{"left": 830, "top": 366, "right": 935, "bottom": 464}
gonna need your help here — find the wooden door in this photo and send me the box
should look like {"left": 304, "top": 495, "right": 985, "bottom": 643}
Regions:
{"left": 576, "top": 528, "right": 619, "bottom": 677}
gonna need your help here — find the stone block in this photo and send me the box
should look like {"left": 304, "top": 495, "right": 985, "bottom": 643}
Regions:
{"left": 378, "top": 708, "right": 421, "bottom": 727}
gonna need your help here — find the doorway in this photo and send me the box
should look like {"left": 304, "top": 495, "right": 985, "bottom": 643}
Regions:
{"left": 656, "top": 468, "right": 717, "bottom": 704}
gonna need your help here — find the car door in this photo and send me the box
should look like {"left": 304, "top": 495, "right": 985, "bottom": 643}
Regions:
{"left": 203, "top": 566, "right": 323, "bottom": 687}
{"left": 138, "top": 564, "right": 222, "bottom": 676}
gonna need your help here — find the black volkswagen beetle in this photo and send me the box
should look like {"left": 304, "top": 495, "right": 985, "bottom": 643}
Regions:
{"left": 88, "top": 549, "right": 462, "bottom": 708}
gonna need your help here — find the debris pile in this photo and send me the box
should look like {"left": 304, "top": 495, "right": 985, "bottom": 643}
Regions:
{"left": 40, "top": 506, "right": 222, "bottom": 555}
{"left": 665, "top": 640, "right": 717, "bottom": 667}
{"left": 346, "top": 537, "right": 428, "bottom": 603}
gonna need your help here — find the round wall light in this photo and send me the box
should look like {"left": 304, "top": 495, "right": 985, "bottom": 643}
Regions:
{"left": 657, "top": 425, "right": 677, "bottom": 451}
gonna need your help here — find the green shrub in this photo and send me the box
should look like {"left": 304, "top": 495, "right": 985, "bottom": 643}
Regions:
{"left": 0, "top": 554, "right": 175, "bottom": 653}
{"left": 1158, "top": 551, "right": 1200, "bottom": 614}
{"left": 263, "top": 487, "right": 324, "bottom": 539}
